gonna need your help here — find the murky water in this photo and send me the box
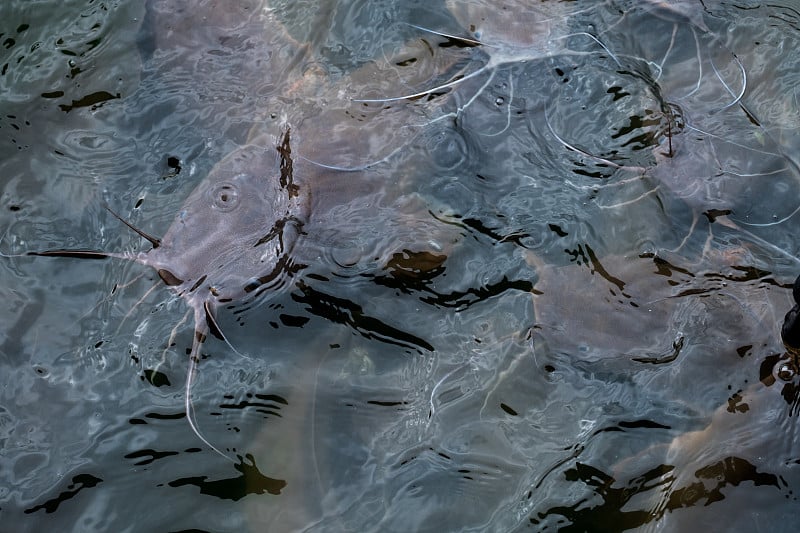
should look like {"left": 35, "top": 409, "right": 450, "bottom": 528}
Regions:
{"left": 2, "top": 1, "right": 800, "bottom": 531}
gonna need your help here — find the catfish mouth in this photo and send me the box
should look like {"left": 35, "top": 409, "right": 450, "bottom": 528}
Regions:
{"left": 158, "top": 268, "right": 184, "bottom": 286}
{"left": 154, "top": 231, "right": 305, "bottom": 305}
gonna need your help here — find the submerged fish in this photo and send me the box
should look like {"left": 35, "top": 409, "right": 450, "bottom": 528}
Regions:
{"left": 10, "top": 129, "right": 303, "bottom": 458}
{"left": 3, "top": 1, "right": 467, "bottom": 459}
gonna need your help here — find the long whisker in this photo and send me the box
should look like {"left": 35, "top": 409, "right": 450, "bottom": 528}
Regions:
{"left": 115, "top": 275, "right": 158, "bottom": 335}
{"left": 679, "top": 25, "right": 704, "bottom": 100}
{"left": 0, "top": 245, "right": 98, "bottom": 259}
{"left": 668, "top": 210, "right": 700, "bottom": 254}
{"left": 597, "top": 185, "right": 661, "bottom": 210}
{"left": 353, "top": 31, "right": 624, "bottom": 107}
{"left": 718, "top": 218, "right": 800, "bottom": 266}
{"left": 563, "top": 173, "right": 648, "bottom": 193}
{"left": 426, "top": 68, "right": 499, "bottom": 129}
{"left": 0, "top": 226, "right": 139, "bottom": 262}
{"left": 709, "top": 50, "right": 746, "bottom": 111}
{"left": 185, "top": 310, "right": 234, "bottom": 462}
{"left": 553, "top": 31, "right": 623, "bottom": 67}
{"left": 156, "top": 308, "right": 192, "bottom": 372}
{"left": 609, "top": 52, "right": 663, "bottom": 79}
{"left": 309, "top": 347, "right": 335, "bottom": 497}
{"left": 684, "top": 123, "right": 782, "bottom": 156}
{"left": 427, "top": 365, "right": 466, "bottom": 428}
{"left": 103, "top": 203, "right": 162, "bottom": 249}
{"left": 402, "top": 22, "right": 488, "bottom": 48}
{"left": 297, "top": 157, "right": 377, "bottom": 172}
{"left": 724, "top": 166, "right": 789, "bottom": 178}
{"left": 297, "top": 134, "right": 413, "bottom": 171}
{"left": 544, "top": 104, "right": 647, "bottom": 172}
{"left": 478, "top": 71, "right": 515, "bottom": 138}
{"left": 746, "top": 237, "right": 800, "bottom": 267}
{"left": 25, "top": 249, "right": 115, "bottom": 259}
{"left": 733, "top": 202, "right": 800, "bottom": 228}
{"left": 352, "top": 64, "right": 490, "bottom": 103}
{"left": 203, "top": 300, "right": 252, "bottom": 362}
{"left": 21, "top": 248, "right": 139, "bottom": 264}
{"left": 655, "top": 23, "right": 679, "bottom": 79}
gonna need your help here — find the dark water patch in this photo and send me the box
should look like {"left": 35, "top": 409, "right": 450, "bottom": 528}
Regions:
{"left": 566, "top": 243, "right": 627, "bottom": 294}
{"left": 23, "top": 473, "right": 103, "bottom": 514}
{"left": 668, "top": 456, "right": 781, "bottom": 508}
{"left": 57, "top": 90, "right": 120, "bottom": 112}
{"left": 458, "top": 216, "right": 532, "bottom": 247}
{"left": 166, "top": 455, "right": 285, "bottom": 500}
{"left": 0, "top": 113, "right": 33, "bottom": 150}
{"left": 617, "top": 419, "right": 672, "bottom": 430}
{"left": 649, "top": 254, "right": 696, "bottom": 281}
{"left": 702, "top": 265, "right": 777, "bottom": 284}
{"left": 416, "top": 276, "right": 534, "bottom": 310}
{"left": 726, "top": 390, "right": 750, "bottom": 414}
{"left": 499, "top": 402, "right": 517, "bottom": 416}
{"left": 219, "top": 392, "right": 287, "bottom": 418}
{"left": 780, "top": 380, "right": 800, "bottom": 414}
{"left": 292, "top": 281, "right": 434, "bottom": 352}
{"left": 366, "top": 249, "right": 447, "bottom": 297}
{"left": 125, "top": 449, "right": 180, "bottom": 466}
{"left": 548, "top": 223, "right": 568, "bottom": 237}
{"left": 704, "top": 208, "right": 732, "bottom": 222}
{"left": 164, "top": 155, "right": 182, "bottom": 177}
{"left": 367, "top": 399, "right": 408, "bottom": 408}
{"left": 529, "top": 462, "right": 673, "bottom": 531}
{"left": 531, "top": 457, "right": 782, "bottom": 531}
{"left": 142, "top": 368, "right": 171, "bottom": 387}
{"left": 631, "top": 335, "right": 685, "bottom": 365}
{"left": 278, "top": 313, "right": 309, "bottom": 328}
{"left": 144, "top": 411, "right": 185, "bottom": 421}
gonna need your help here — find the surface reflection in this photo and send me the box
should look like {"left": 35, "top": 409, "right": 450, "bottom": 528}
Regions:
{"left": 2, "top": 1, "right": 800, "bottom": 532}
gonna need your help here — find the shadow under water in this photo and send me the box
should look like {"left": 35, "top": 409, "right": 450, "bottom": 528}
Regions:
{"left": 2, "top": 0, "right": 800, "bottom": 532}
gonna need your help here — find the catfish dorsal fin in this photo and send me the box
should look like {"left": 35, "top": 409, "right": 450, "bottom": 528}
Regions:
{"left": 103, "top": 203, "right": 162, "bottom": 249}
{"left": 277, "top": 128, "right": 300, "bottom": 198}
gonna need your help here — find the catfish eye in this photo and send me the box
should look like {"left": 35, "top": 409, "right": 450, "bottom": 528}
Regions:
{"left": 208, "top": 181, "right": 240, "bottom": 212}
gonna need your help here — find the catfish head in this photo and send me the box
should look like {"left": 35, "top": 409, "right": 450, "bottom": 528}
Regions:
{"left": 146, "top": 129, "right": 308, "bottom": 318}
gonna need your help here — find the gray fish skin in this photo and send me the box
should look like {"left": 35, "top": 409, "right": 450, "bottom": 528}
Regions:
{"left": 142, "top": 132, "right": 308, "bottom": 311}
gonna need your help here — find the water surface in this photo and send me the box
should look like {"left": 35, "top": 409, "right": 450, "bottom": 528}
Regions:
{"left": 2, "top": 1, "right": 800, "bottom": 531}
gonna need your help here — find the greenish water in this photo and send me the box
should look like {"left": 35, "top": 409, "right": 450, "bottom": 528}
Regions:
{"left": 1, "top": 1, "right": 800, "bottom": 531}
